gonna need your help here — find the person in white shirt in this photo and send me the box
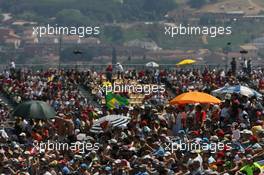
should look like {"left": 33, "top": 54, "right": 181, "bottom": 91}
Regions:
{"left": 243, "top": 58, "right": 247, "bottom": 73}
{"left": 10, "top": 61, "right": 16, "bottom": 69}
{"left": 232, "top": 124, "right": 241, "bottom": 141}
{"left": 116, "top": 62, "right": 124, "bottom": 79}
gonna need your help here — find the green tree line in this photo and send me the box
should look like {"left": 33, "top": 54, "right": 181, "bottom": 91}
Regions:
{"left": 1, "top": 0, "right": 177, "bottom": 24}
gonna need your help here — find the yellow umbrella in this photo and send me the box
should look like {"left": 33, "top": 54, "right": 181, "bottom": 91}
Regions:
{"left": 170, "top": 91, "right": 221, "bottom": 105}
{"left": 176, "top": 59, "right": 196, "bottom": 66}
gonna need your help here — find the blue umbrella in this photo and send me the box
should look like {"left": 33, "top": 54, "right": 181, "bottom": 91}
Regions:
{"left": 212, "top": 85, "right": 262, "bottom": 98}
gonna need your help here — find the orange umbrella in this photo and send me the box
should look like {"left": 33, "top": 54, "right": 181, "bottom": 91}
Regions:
{"left": 170, "top": 91, "right": 221, "bottom": 105}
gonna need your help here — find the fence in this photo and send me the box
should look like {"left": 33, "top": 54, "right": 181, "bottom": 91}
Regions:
{"left": 0, "top": 63, "right": 263, "bottom": 72}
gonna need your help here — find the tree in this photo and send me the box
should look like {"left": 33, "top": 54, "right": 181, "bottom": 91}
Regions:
{"left": 56, "top": 9, "right": 86, "bottom": 25}
{"left": 103, "top": 26, "right": 124, "bottom": 44}
{"left": 1, "top": 0, "right": 178, "bottom": 22}
{"left": 143, "top": 0, "right": 176, "bottom": 19}
{"left": 122, "top": 0, "right": 177, "bottom": 21}
{"left": 188, "top": 0, "right": 207, "bottom": 8}
{"left": 209, "top": 0, "right": 218, "bottom": 3}
{"left": 199, "top": 15, "right": 216, "bottom": 25}
{"left": 17, "top": 11, "right": 48, "bottom": 23}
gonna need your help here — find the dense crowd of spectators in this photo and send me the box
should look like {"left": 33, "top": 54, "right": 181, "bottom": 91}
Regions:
{"left": 0, "top": 65, "right": 264, "bottom": 175}
{"left": 0, "top": 103, "right": 10, "bottom": 125}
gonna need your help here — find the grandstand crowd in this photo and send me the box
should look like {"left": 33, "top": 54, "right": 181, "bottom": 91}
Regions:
{"left": 0, "top": 61, "right": 264, "bottom": 175}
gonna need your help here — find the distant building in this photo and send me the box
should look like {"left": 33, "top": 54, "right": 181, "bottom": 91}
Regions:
{"left": 12, "top": 20, "right": 37, "bottom": 26}
{"left": 243, "top": 15, "right": 264, "bottom": 22}
{"left": 165, "top": 9, "right": 193, "bottom": 23}
{"left": 124, "top": 39, "right": 161, "bottom": 51}
{"left": 225, "top": 11, "right": 245, "bottom": 16}
{"left": 240, "top": 44, "right": 258, "bottom": 58}
{"left": 22, "top": 29, "right": 39, "bottom": 44}
{"left": 196, "top": 11, "right": 245, "bottom": 22}
{"left": 38, "top": 34, "right": 101, "bottom": 45}
{"left": 0, "top": 28, "right": 21, "bottom": 48}
{"left": 62, "top": 35, "right": 101, "bottom": 45}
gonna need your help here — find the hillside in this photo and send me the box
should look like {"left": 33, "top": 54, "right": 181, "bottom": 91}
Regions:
{"left": 198, "top": 0, "right": 264, "bottom": 15}
{"left": 0, "top": 0, "right": 178, "bottom": 24}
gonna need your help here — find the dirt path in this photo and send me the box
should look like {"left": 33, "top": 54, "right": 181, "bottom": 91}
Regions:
{"left": 248, "top": 0, "right": 264, "bottom": 11}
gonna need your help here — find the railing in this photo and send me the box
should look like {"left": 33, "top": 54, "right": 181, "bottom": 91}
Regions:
{"left": 0, "top": 63, "right": 263, "bottom": 72}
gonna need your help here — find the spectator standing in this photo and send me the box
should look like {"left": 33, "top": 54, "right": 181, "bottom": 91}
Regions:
{"left": 231, "top": 57, "right": 237, "bottom": 76}
{"left": 106, "top": 65, "right": 113, "bottom": 82}
{"left": 116, "top": 62, "right": 124, "bottom": 79}
{"left": 247, "top": 58, "right": 252, "bottom": 75}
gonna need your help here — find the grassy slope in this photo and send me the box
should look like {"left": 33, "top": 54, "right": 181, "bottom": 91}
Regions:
{"left": 206, "top": 20, "right": 264, "bottom": 50}
{"left": 253, "top": 0, "right": 264, "bottom": 7}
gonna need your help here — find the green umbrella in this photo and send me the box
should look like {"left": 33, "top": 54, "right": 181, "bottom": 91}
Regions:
{"left": 13, "top": 101, "right": 56, "bottom": 119}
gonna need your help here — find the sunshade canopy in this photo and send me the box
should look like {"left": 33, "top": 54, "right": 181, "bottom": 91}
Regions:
{"left": 90, "top": 115, "right": 131, "bottom": 133}
{"left": 212, "top": 85, "right": 262, "bottom": 98}
{"left": 13, "top": 100, "right": 56, "bottom": 119}
{"left": 146, "top": 61, "right": 159, "bottom": 68}
{"left": 170, "top": 91, "right": 221, "bottom": 105}
{"left": 176, "top": 59, "right": 196, "bottom": 66}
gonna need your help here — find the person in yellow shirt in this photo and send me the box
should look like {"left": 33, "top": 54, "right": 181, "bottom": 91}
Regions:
{"left": 239, "top": 155, "right": 262, "bottom": 175}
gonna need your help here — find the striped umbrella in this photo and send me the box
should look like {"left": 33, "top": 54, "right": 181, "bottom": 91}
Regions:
{"left": 212, "top": 85, "right": 262, "bottom": 98}
{"left": 90, "top": 115, "right": 131, "bottom": 133}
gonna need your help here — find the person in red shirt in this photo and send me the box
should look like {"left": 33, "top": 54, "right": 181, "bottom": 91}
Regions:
{"left": 195, "top": 104, "right": 206, "bottom": 129}
{"left": 212, "top": 105, "right": 220, "bottom": 122}
{"left": 259, "top": 79, "right": 264, "bottom": 93}
{"left": 106, "top": 65, "right": 113, "bottom": 82}
{"left": 31, "top": 129, "right": 43, "bottom": 142}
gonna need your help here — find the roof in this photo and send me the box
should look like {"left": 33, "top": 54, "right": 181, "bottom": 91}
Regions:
{"left": 244, "top": 15, "right": 264, "bottom": 18}
{"left": 0, "top": 28, "right": 13, "bottom": 35}
{"left": 12, "top": 20, "right": 37, "bottom": 26}
{"left": 240, "top": 44, "right": 258, "bottom": 50}
{"left": 226, "top": 11, "right": 245, "bottom": 15}
{"left": 0, "top": 28, "right": 21, "bottom": 40}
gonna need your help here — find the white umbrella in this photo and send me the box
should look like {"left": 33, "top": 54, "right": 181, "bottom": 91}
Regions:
{"left": 212, "top": 85, "right": 262, "bottom": 98}
{"left": 90, "top": 115, "right": 131, "bottom": 133}
{"left": 146, "top": 61, "right": 159, "bottom": 68}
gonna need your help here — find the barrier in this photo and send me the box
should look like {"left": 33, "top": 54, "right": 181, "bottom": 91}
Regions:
{"left": 0, "top": 63, "right": 263, "bottom": 72}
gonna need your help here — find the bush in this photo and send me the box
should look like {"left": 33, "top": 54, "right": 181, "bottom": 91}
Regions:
{"left": 1, "top": 0, "right": 177, "bottom": 23}
{"left": 188, "top": 0, "right": 208, "bottom": 8}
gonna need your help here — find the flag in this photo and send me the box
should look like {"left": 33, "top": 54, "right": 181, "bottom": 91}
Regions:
{"left": 106, "top": 92, "right": 129, "bottom": 109}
